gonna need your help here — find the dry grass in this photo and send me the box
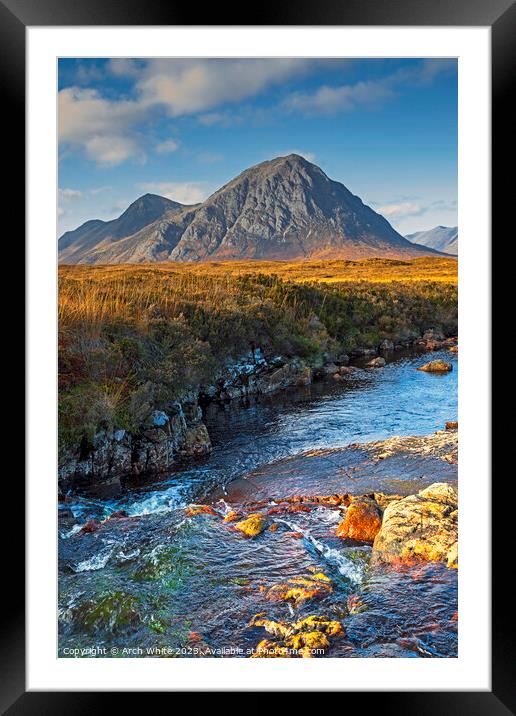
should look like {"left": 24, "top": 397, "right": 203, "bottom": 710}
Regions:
{"left": 59, "top": 257, "right": 457, "bottom": 329}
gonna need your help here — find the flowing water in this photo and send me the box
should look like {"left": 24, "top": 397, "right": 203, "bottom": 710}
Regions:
{"left": 58, "top": 349, "right": 458, "bottom": 658}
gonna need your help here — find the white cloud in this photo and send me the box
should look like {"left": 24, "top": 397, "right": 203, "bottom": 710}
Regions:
{"left": 135, "top": 59, "right": 313, "bottom": 117}
{"left": 376, "top": 201, "right": 425, "bottom": 220}
{"left": 155, "top": 138, "right": 179, "bottom": 154}
{"left": 85, "top": 135, "right": 143, "bottom": 166}
{"left": 58, "top": 187, "right": 83, "bottom": 200}
{"left": 57, "top": 206, "right": 65, "bottom": 217}
{"left": 58, "top": 87, "right": 146, "bottom": 166}
{"left": 137, "top": 181, "right": 211, "bottom": 205}
{"left": 282, "top": 80, "right": 395, "bottom": 116}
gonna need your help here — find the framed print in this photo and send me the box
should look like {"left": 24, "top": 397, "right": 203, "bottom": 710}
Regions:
{"left": 6, "top": 0, "right": 512, "bottom": 709}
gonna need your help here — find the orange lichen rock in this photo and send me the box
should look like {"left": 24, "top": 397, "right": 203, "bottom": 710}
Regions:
{"left": 336, "top": 496, "right": 382, "bottom": 542}
{"left": 250, "top": 613, "right": 343, "bottom": 658}
{"left": 251, "top": 639, "right": 292, "bottom": 658}
{"left": 222, "top": 510, "right": 241, "bottom": 523}
{"left": 284, "top": 531, "right": 304, "bottom": 539}
{"left": 266, "top": 575, "right": 333, "bottom": 606}
{"left": 249, "top": 617, "right": 294, "bottom": 639}
{"left": 268, "top": 523, "right": 279, "bottom": 532}
{"left": 445, "top": 421, "right": 458, "bottom": 430}
{"left": 347, "top": 594, "right": 368, "bottom": 614}
{"left": 185, "top": 504, "right": 219, "bottom": 517}
{"left": 286, "top": 631, "right": 330, "bottom": 651}
{"left": 292, "top": 615, "right": 344, "bottom": 636}
{"left": 234, "top": 513, "right": 267, "bottom": 537}
{"left": 372, "top": 483, "right": 458, "bottom": 567}
{"left": 449, "top": 345, "right": 458, "bottom": 353}
{"left": 417, "top": 359, "right": 452, "bottom": 373}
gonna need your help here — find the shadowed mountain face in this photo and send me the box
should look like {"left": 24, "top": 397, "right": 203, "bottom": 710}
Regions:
{"left": 406, "top": 226, "right": 458, "bottom": 256}
{"left": 58, "top": 155, "right": 443, "bottom": 264}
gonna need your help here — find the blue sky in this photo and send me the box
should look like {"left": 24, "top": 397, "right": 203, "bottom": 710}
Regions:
{"left": 58, "top": 58, "right": 457, "bottom": 236}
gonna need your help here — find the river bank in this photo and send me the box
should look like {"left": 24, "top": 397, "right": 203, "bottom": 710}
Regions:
{"left": 58, "top": 332, "right": 457, "bottom": 493}
{"left": 58, "top": 258, "right": 457, "bottom": 491}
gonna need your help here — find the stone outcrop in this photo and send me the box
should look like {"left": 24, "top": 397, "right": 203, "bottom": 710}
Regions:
{"left": 371, "top": 483, "right": 458, "bottom": 568}
{"left": 336, "top": 497, "right": 383, "bottom": 542}
{"left": 58, "top": 400, "right": 211, "bottom": 491}
{"left": 418, "top": 359, "right": 453, "bottom": 373}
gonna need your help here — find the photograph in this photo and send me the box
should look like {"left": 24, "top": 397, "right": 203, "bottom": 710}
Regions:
{"left": 56, "top": 57, "right": 460, "bottom": 660}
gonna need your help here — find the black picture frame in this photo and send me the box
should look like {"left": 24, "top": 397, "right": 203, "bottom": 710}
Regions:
{"left": 7, "top": 0, "right": 512, "bottom": 710}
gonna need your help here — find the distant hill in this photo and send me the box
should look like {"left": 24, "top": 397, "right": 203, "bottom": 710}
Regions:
{"left": 58, "top": 155, "right": 444, "bottom": 264}
{"left": 406, "top": 226, "right": 458, "bottom": 256}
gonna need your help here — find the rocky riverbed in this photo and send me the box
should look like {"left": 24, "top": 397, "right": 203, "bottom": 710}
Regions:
{"left": 58, "top": 348, "right": 458, "bottom": 658}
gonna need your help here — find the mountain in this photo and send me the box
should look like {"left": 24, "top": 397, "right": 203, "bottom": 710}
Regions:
{"left": 406, "top": 226, "right": 458, "bottom": 256}
{"left": 58, "top": 194, "right": 186, "bottom": 264}
{"left": 58, "top": 155, "right": 443, "bottom": 264}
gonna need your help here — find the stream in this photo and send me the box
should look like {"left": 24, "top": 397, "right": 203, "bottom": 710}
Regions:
{"left": 58, "top": 348, "right": 458, "bottom": 658}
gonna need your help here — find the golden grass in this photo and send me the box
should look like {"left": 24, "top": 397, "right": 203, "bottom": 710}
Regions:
{"left": 59, "top": 257, "right": 457, "bottom": 329}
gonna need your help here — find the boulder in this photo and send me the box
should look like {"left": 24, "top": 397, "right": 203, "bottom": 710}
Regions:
{"left": 234, "top": 513, "right": 268, "bottom": 537}
{"left": 417, "top": 359, "right": 452, "bottom": 373}
{"left": 379, "top": 339, "right": 394, "bottom": 351}
{"left": 366, "top": 356, "right": 386, "bottom": 368}
{"left": 322, "top": 362, "right": 339, "bottom": 376}
{"left": 336, "top": 496, "right": 383, "bottom": 542}
{"left": 423, "top": 328, "right": 445, "bottom": 341}
{"left": 372, "top": 483, "right": 458, "bottom": 567}
{"left": 445, "top": 421, "right": 458, "bottom": 430}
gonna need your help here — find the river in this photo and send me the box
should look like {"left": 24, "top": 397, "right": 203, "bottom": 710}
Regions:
{"left": 58, "top": 348, "right": 458, "bottom": 658}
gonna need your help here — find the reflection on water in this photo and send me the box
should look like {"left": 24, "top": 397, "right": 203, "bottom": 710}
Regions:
{"left": 58, "top": 349, "right": 458, "bottom": 658}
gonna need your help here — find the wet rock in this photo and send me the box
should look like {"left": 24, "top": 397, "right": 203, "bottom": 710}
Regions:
{"left": 449, "top": 345, "right": 458, "bottom": 353}
{"left": 78, "top": 519, "right": 100, "bottom": 535}
{"left": 447, "top": 541, "right": 458, "bottom": 569}
{"left": 251, "top": 639, "right": 292, "bottom": 658}
{"left": 323, "top": 362, "right": 339, "bottom": 376}
{"left": 250, "top": 616, "right": 294, "bottom": 639}
{"left": 445, "top": 421, "right": 458, "bottom": 430}
{"left": 347, "top": 594, "right": 368, "bottom": 614}
{"left": 369, "top": 430, "right": 458, "bottom": 464}
{"left": 292, "top": 615, "right": 344, "bottom": 636}
{"left": 103, "top": 509, "right": 129, "bottom": 522}
{"left": 423, "top": 328, "right": 445, "bottom": 342}
{"left": 266, "top": 575, "right": 333, "bottom": 606}
{"left": 175, "top": 423, "right": 211, "bottom": 460}
{"left": 250, "top": 613, "right": 343, "bottom": 658}
{"left": 222, "top": 510, "right": 241, "bottom": 523}
{"left": 294, "top": 366, "right": 312, "bottom": 387}
{"left": 77, "top": 590, "right": 141, "bottom": 634}
{"left": 185, "top": 504, "right": 220, "bottom": 517}
{"left": 59, "top": 399, "right": 212, "bottom": 489}
{"left": 286, "top": 631, "right": 330, "bottom": 652}
{"left": 336, "top": 353, "right": 350, "bottom": 366}
{"left": 417, "top": 359, "right": 453, "bottom": 373}
{"left": 379, "top": 339, "right": 394, "bottom": 351}
{"left": 366, "top": 356, "right": 386, "bottom": 368}
{"left": 338, "top": 366, "right": 356, "bottom": 376}
{"left": 372, "top": 482, "right": 458, "bottom": 567}
{"left": 336, "top": 496, "right": 382, "bottom": 542}
{"left": 350, "top": 347, "right": 376, "bottom": 357}
{"left": 234, "top": 513, "right": 268, "bottom": 537}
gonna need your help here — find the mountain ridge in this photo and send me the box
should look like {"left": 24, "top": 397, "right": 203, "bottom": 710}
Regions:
{"left": 59, "top": 155, "right": 445, "bottom": 264}
{"left": 406, "top": 225, "right": 458, "bottom": 256}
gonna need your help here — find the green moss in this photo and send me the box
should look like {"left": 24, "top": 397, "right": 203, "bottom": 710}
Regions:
{"left": 79, "top": 591, "right": 140, "bottom": 634}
